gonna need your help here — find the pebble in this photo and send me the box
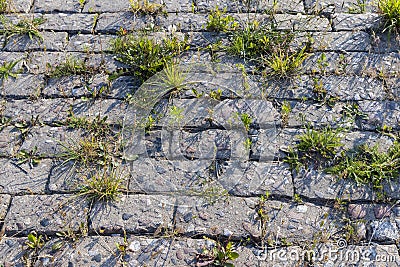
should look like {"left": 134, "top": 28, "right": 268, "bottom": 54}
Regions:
{"left": 128, "top": 240, "right": 141, "bottom": 252}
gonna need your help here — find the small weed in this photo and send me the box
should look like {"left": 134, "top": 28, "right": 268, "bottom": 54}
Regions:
{"left": 312, "top": 77, "right": 339, "bottom": 107}
{"left": 26, "top": 231, "right": 45, "bottom": 251}
{"left": 130, "top": 0, "right": 165, "bottom": 15}
{"left": 244, "top": 137, "right": 252, "bottom": 150}
{"left": 209, "top": 88, "right": 222, "bottom": 100}
{"left": 160, "top": 62, "right": 188, "bottom": 95}
{"left": 0, "top": 15, "right": 45, "bottom": 43}
{"left": 348, "top": 0, "right": 367, "bottom": 14}
{"left": 239, "top": 113, "right": 252, "bottom": 131}
{"left": 197, "top": 238, "right": 239, "bottom": 267}
{"left": 263, "top": 46, "right": 308, "bottom": 77}
{"left": 169, "top": 105, "right": 184, "bottom": 125}
{"left": 64, "top": 111, "right": 112, "bottom": 139}
{"left": 378, "top": 0, "right": 400, "bottom": 33}
{"left": 341, "top": 103, "right": 368, "bottom": 123}
{"left": 293, "top": 193, "right": 303, "bottom": 203}
{"left": 78, "top": 0, "right": 85, "bottom": 8}
{"left": 16, "top": 147, "right": 41, "bottom": 168}
{"left": 0, "top": 60, "right": 20, "bottom": 80}
{"left": 281, "top": 101, "right": 291, "bottom": 127}
{"left": 52, "top": 222, "right": 88, "bottom": 251}
{"left": 206, "top": 6, "right": 238, "bottom": 32}
{"left": 111, "top": 34, "right": 189, "bottom": 81}
{"left": 49, "top": 57, "right": 90, "bottom": 78}
{"left": 256, "top": 191, "right": 270, "bottom": 247}
{"left": 77, "top": 166, "right": 125, "bottom": 203}
{"left": 326, "top": 142, "right": 400, "bottom": 192}
{"left": 316, "top": 53, "right": 329, "bottom": 75}
{"left": 192, "top": 88, "right": 204, "bottom": 98}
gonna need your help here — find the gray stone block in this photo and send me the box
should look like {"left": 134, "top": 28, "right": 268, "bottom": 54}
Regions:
{"left": 0, "top": 159, "right": 51, "bottom": 194}
{"left": 155, "top": 13, "right": 208, "bottom": 32}
{"left": 83, "top": 0, "right": 131, "bottom": 12}
{"left": 33, "top": 0, "right": 82, "bottom": 12}
{"left": 308, "top": 31, "right": 371, "bottom": 51}
{"left": 39, "top": 13, "right": 97, "bottom": 33}
{"left": 0, "top": 126, "right": 20, "bottom": 156}
{"left": 26, "top": 51, "right": 88, "bottom": 74}
{"left": 96, "top": 12, "right": 154, "bottom": 33}
{"left": 71, "top": 99, "right": 127, "bottom": 124}
{"left": 4, "top": 99, "right": 72, "bottom": 124}
{"left": 333, "top": 13, "right": 381, "bottom": 31}
{"left": 1, "top": 74, "right": 45, "bottom": 98}
{"left": 66, "top": 34, "right": 114, "bottom": 52}
{"left": 90, "top": 194, "right": 176, "bottom": 234}
{"left": 274, "top": 14, "right": 331, "bottom": 31}
{"left": 3, "top": 31, "right": 68, "bottom": 52}
{"left": 5, "top": 194, "right": 89, "bottom": 234}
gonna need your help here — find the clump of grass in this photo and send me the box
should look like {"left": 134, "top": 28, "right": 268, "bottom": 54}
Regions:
{"left": 0, "top": 0, "right": 9, "bottom": 13}
{"left": 327, "top": 142, "right": 400, "bottom": 192}
{"left": 284, "top": 127, "right": 343, "bottom": 170}
{"left": 49, "top": 57, "right": 90, "bottom": 78}
{"left": 206, "top": 6, "right": 238, "bottom": 32}
{"left": 197, "top": 238, "right": 239, "bottom": 267}
{"left": 64, "top": 112, "right": 113, "bottom": 139}
{"left": 130, "top": 0, "right": 165, "bottom": 15}
{"left": 0, "top": 15, "right": 45, "bottom": 43}
{"left": 227, "top": 21, "right": 294, "bottom": 65}
{"left": 111, "top": 34, "right": 189, "bottom": 81}
{"left": 77, "top": 167, "right": 125, "bottom": 203}
{"left": 0, "top": 60, "right": 20, "bottom": 80}
{"left": 378, "top": 0, "right": 400, "bottom": 33}
{"left": 263, "top": 46, "right": 308, "bottom": 77}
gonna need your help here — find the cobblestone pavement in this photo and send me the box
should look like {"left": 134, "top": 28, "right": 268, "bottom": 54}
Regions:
{"left": 0, "top": 0, "right": 400, "bottom": 266}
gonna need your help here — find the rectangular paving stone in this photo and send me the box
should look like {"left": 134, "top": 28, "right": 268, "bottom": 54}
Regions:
{"left": 128, "top": 158, "right": 212, "bottom": 193}
{"left": 4, "top": 98, "right": 72, "bottom": 124}
{"left": 39, "top": 13, "right": 97, "bottom": 33}
{"left": 334, "top": 13, "right": 382, "bottom": 31}
{"left": 217, "top": 161, "right": 293, "bottom": 197}
{"left": 7, "top": 0, "right": 32, "bottom": 13}
{"left": 71, "top": 99, "right": 127, "bottom": 124}
{"left": 26, "top": 51, "right": 88, "bottom": 74}
{"left": 1, "top": 74, "right": 45, "bottom": 98}
{"left": 19, "top": 126, "right": 84, "bottom": 157}
{"left": 0, "top": 126, "right": 20, "bottom": 156}
{"left": 195, "top": 0, "right": 304, "bottom": 13}
{"left": 274, "top": 14, "right": 331, "bottom": 31}
{"left": 86, "top": 53, "right": 129, "bottom": 73}
{"left": 294, "top": 168, "right": 376, "bottom": 200}
{"left": 307, "top": 31, "right": 371, "bottom": 51}
{"left": 90, "top": 194, "right": 175, "bottom": 234}
{"left": 33, "top": 0, "right": 82, "bottom": 12}
{"left": 5, "top": 194, "right": 89, "bottom": 235}
{"left": 304, "top": 0, "right": 377, "bottom": 13}
{"left": 96, "top": 12, "right": 154, "bottom": 33}
{"left": 0, "top": 159, "right": 51, "bottom": 194}
{"left": 83, "top": 0, "right": 131, "bottom": 12}
{"left": 3, "top": 31, "right": 68, "bottom": 52}
{"left": 358, "top": 101, "right": 400, "bottom": 130}
{"left": 109, "top": 75, "right": 141, "bottom": 99}
{"left": 65, "top": 34, "right": 114, "bottom": 52}
{"left": 155, "top": 13, "right": 208, "bottom": 32}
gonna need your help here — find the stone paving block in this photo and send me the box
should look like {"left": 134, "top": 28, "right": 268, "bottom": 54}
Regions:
{"left": 274, "top": 14, "right": 331, "bottom": 31}
{"left": 333, "top": 13, "right": 381, "bottom": 31}
{"left": 247, "top": 199, "right": 343, "bottom": 243}
{"left": 128, "top": 158, "right": 212, "bottom": 193}
{"left": 195, "top": 0, "right": 304, "bottom": 13}
{"left": 0, "top": 159, "right": 51, "bottom": 194}
{"left": 86, "top": 53, "right": 129, "bottom": 73}
{"left": 304, "top": 0, "right": 377, "bottom": 14}
{"left": 3, "top": 31, "right": 68, "bottom": 52}
{"left": 4, "top": 194, "right": 89, "bottom": 235}
{"left": 217, "top": 161, "right": 293, "bottom": 197}
{"left": 109, "top": 75, "right": 141, "bottom": 99}
{"left": 66, "top": 34, "right": 114, "bottom": 52}
{"left": 294, "top": 169, "right": 376, "bottom": 200}
{"left": 155, "top": 13, "right": 208, "bottom": 32}
{"left": 26, "top": 51, "right": 88, "bottom": 74}
{"left": 71, "top": 99, "right": 128, "bottom": 124}
{"left": 287, "top": 101, "right": 345, "bottom": 128}
{"left": 33, "top": 0, "right": 82, "bottom": 12}
{"left": 8, "top": 0, "right": 32, "bottom": 13}
{"left": 371, "top": 219, "right": 399, "bottom": 242}
{"left": 83, "top": 0, "right": 131, "bottom": 12}
{"left": 0, "top": 194, "right": 11, "bottom": 220}
{"left": 20, "top": 126, "right": 83, "bottom": 157}
{"left": 4, "top": 98, "right": 72, "bottom": 124}
{"left": 358, "top": 101, "right": 400, "bottom": 130}
{"left": 43, "top": 75, "right": 85, "bottom": 97}
{"left": 174, "top": 196, "right": 258, "bottom": 238}
{"left": 39, "top": 13, "right": 97, "bottom": 33}
{"left": 90, "top": 194, "right": 175, "bottom": 234}
{"left": 96, "top": 12, "right": 154, "bottom": 33}
{"left": 308, "top": 31, "right": 371, "bottom": 51}
{"left": 1, "top": 74, "right": 45, "bottom": 98}
{"left": 0, "top": 126, "right": 20, "bottom": 156}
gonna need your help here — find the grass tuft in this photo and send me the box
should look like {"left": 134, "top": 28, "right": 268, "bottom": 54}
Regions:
{"left": 378, "top": 0, "right": 400, "bottom": 33}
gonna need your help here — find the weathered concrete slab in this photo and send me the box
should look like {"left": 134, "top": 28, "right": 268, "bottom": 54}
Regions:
{"left": 3, "top": 31, "right": 68, "bottom": 52}
{"left": 274, "top": 14, "right": 331, "bottom": 31}
{"left": 33, "top": 0, "right": 82, "bottom": 12}
{"left": 1, "top": 74, "right": 45, "bottom": 98}
{"left": 0, "top": 159, "right": 51, "bottom": 194}
{"left": 4, "top": 194, "right": 89, "bottom": 235}
{"left": 96, "top": 12, "right": 154, "bottom": 33}
{"left": 333, "top": 13, "right": 381, "bottom": 31}
{"left": 4, "top": 98, "right": 72, "bottom": 124}
{"left": 65, "top": 34, "right": 114, "bottom": 52}
{"left": 39, "top": 13, "right": 97, "bottom": 33}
